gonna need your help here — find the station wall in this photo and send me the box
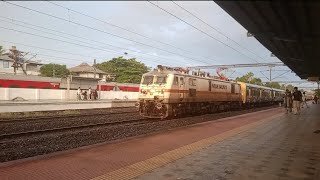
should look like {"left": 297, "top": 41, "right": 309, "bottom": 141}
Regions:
{"left": 0, "top": 87, "right": 139, "bottom": 101}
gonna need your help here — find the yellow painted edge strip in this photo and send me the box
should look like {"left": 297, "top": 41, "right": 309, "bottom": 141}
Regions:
{"left": 92, "top": 113, "right": 284, "bottom": 180}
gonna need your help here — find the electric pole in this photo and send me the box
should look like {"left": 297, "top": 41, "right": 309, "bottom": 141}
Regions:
{"left": 93, "top": 59, "right": 96, "bottom": 78}
{"left": 269, "top": 66, "right": 272, "bottom": 83}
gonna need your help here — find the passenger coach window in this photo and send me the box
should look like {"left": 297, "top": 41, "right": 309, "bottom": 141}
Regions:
{"left": 142, "top": 76, "right": 154, "bottom": 84}
{"left": 155, "top": 76, "right": 167, "bottom": 84}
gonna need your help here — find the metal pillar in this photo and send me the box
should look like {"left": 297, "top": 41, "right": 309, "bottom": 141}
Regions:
{"left": 269, "top": 66, "right": 272, "bottom": 83}
{"left": 66, "top": 76, "right": 71, "bottom": 101}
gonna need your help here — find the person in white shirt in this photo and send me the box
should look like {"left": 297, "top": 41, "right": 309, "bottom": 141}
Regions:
{"left": 301, "top": 92, "right": 309, "bottom": 108}
{"left": 77, "top": 87, "right": 81, "bottom": 101}
{"left": 88, "top": 87, "right": 92, "bottom": 100}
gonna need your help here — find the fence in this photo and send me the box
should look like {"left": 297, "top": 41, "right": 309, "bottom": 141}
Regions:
{"left": 0, "top": 88, "right": 139, "bottom": 101}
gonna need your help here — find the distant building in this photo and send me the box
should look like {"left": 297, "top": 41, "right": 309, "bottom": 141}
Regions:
{"left": 0, "top": 54, "right": 43, "bottom": 75}
{"left": 68, "top": 63, "right": 115, "bottom": 82}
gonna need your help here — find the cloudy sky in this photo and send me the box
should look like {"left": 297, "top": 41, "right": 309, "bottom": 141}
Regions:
{"left": 0, "top": 1, "right": 315, "bottom": 88}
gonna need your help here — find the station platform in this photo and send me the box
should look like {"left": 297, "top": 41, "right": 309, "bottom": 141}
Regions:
{"left": 0, "top": 104, "right": 319, "bottom": 180}
{"left": 0, "top": 99, "right": 136, "bottom": 113}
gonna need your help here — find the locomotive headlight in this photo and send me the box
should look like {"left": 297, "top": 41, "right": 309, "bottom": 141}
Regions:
{"left": 140, "top": 89, "right": 147, "bottom": 94}
{"left": 155, "top": 102, "right": 162, "bottom": 109}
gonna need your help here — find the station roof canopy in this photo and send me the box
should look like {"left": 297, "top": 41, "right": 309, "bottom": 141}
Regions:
{"left": 215, "top": 1, "right": 320, "bottom": 80}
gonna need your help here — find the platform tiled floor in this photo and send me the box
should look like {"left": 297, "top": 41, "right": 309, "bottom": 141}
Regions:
{"left": 1, "top": 105, "right": 319, "bottom": 180}
{"left": 137, "top": 104, "right": 320, "bottom": 180}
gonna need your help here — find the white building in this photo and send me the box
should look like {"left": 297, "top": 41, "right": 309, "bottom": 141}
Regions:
{"left": 0, "top": 54, "right": 43, "bottom": 76}
{"left": 69, "top": 63, "right": 115, "bottom": 82}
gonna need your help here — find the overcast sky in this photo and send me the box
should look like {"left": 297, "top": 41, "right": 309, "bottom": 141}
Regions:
{"left": 0, "top": 1, "right": 315, "bottom": 88}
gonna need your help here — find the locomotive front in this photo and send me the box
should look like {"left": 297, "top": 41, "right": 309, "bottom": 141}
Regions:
{"left": 135, "top": 70, "right": 172, "bottom": 119}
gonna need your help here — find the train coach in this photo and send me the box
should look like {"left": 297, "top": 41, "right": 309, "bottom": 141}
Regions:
{"left": 0, "top": 74, "right": 140, "bottom": 92}
{"left": 136, "top": 65, "right": 285, "bottom": 119}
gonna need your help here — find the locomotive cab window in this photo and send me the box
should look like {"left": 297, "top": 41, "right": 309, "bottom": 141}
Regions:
{"left": 231, "top": 84, "right": 235, "bottom": 93}
{"left": 174, "top": 77, "right": 179, "bottom": 85}
{"left": 142, "top": 76, "right": 154, "bottom": 84}
{"left": 188, "top": 78, "right": 196, "bottom": 86}
{"left": 155, "top": 76, "right": 167, "bottom": 84}
{"left": 180, "top": 77, "right": 184, "bottom": 85}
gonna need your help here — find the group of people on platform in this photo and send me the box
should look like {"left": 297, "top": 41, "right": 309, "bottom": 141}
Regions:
{"left": 283, "top": 87, "right": 318, "bottom": 115}
{"left": 77, "top": 87, "right": 98, "bottom": 101}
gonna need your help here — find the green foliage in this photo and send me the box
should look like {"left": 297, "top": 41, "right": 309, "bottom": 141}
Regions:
{"left": 265, "top": 82, "right": 281, "bottom": 89}
{"left": 280, "top": 84, "right": 294, "bottom": 91}
{"left": 235, "top": 72, "right": 263, "bottom": 85}
{"left": 315, "top": 89, "right": 320, "bottom": 96}
{"left": 235, "top": 72, "right": 292, "bottom": 90}
{"left": 0, "top": 45, "right": 5, "bottom": 55}
{"left": 96, "top": 57, "right": 150, "bottom": 83}
{"left": 40, "top": 63, "right": 70, "bottom": 78}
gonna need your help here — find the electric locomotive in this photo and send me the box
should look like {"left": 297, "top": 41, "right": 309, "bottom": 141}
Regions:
{"left": 136, "top": 65, "right": 284, "bottom": 119}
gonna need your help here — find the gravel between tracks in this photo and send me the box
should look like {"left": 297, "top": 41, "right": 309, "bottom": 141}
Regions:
{"left": 0, "top": 112, "right": 139, "bottom": 136}
{"left": 0, "top": 106, "right": 277, "bottom": 162}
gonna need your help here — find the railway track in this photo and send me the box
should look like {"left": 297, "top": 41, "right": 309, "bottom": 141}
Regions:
{"left": 0, "top": 107, "right": 136, "bottom": 123}
{"left": 0, "top": 118, "right": 146, "bottom": 140}
{"left": 0, "top": 111, "right": 137, "bottom": 123}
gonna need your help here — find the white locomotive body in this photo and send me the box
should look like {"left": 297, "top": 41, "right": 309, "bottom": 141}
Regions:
{"left": 136, "top": 66, "right": 244, "bottom": 118}
{"left": 136, "top": 65, "right": 285, "bottom": 119}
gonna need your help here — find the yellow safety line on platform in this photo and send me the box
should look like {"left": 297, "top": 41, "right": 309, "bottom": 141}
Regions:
{"left": 92, "top": 113, "right": 284, "bottom": 180}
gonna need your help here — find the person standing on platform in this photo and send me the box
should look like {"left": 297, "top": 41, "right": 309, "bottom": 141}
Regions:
{"left": 314, "top": 95, "right": 318, "bottom": 104}
{"left": 301, "top": 92, "right": 309, "bottom": 108}
{"left": 83, "top": 90, "right": 87, "bottom": 100}
{"left": 284, "top": 89, "right": 293, "bottom": 114}
{"left": 94, "top": 89, "right": 98, "bottom": 100}
{"left": 292, "top": 87, "right": 302, "bottom": 115}
{"left": 77, "top": 87, "right": 81, "bottom": 101}
{"left": 88, "top": 87, "right": 92, "bottom": 100}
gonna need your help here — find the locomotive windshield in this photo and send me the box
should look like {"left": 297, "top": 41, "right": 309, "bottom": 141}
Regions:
{"left": 155, "top": 76, "right": 167, "bottom": 84}
{"left": 142, "top": 76, "right": 154, "bottom": 85}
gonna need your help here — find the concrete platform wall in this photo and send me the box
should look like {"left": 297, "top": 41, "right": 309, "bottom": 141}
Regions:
{"left": 0, "top": 88, "right": 139, "bottom": 101}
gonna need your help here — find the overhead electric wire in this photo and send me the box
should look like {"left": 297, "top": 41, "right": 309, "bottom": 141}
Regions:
{"left": 0, "top": 16, "right": 195, "bottom": 65}
{"left": 1, "top": 40, "right": 103, "bottom": 60}
{"left": 147, "top": 1, "right": 260, "bottom": 64}
{"left": 0, "top": 26, "right": 182, "bottom": 66}
{"left": 3, "top": 1, "right": 212, "bottom": 65}
{"left": 0, "top": 19, "right": 119, "bottom": 53}
{"left": 47, "top": 1, "right": 223, "bottom": 64}
{"left": 46, "top": 1, "right": 202, "bottom": 56}
{"left": 172, "top": 1, "right": 268, "bottom": 63}
{"left": 26, "top": 52, "right": 91, "bottom": 63}
{"left": 0, "top": 26, "right": 119, "bottom": 54}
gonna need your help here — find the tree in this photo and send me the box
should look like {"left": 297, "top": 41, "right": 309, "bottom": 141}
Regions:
{"left": 96, "top": 57, "right": 150, "bottom": 83}
{"left": 40, "top": 64, "right": 70, "bottom": 78}
{"left": 0, "top": 45, "right": 5, "bottom": 55}
{"left": 280, "top": 84, "right": 294, "bottom": 91}
{"left": 314, "top": 89, "right": 320, "bottom": 97}
{"left": 235, "top": 72, "right": 263, "bottom": 85}
{"left": 265, "top": 82, "right": 281, "bottom": 89}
